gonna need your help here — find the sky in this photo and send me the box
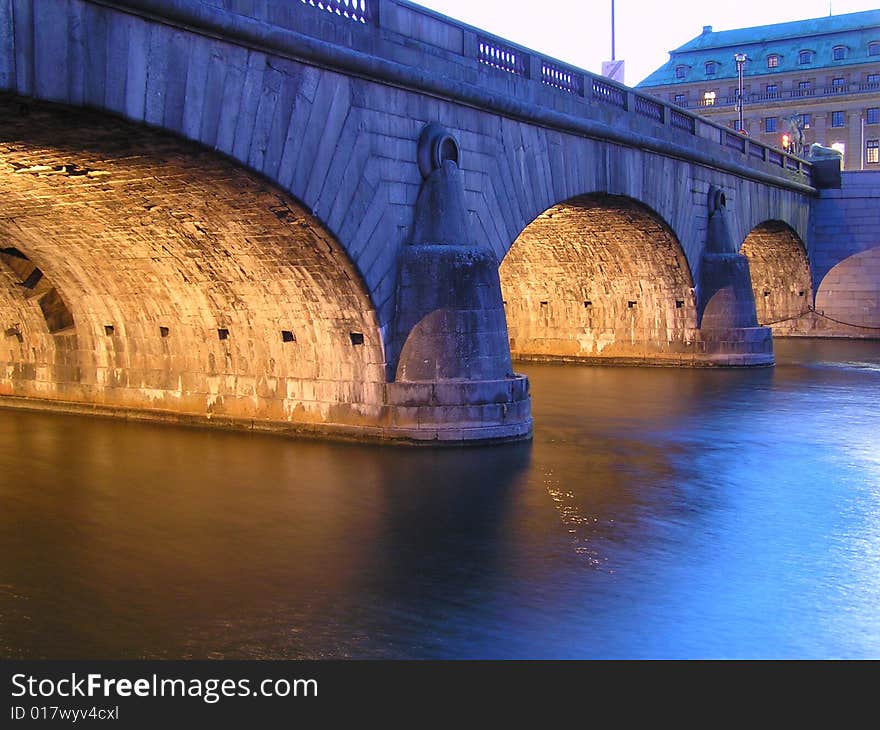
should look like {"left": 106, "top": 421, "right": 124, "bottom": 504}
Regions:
{"left": 410, "top": 0, "right": 880, "bottom": 86}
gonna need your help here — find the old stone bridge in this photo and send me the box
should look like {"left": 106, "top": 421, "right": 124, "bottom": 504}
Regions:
{"left": 0, "top": 0, "right": 876, "bottom": 443}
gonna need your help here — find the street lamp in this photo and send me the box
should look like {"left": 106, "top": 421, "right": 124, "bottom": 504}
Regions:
{"left": 734, "top": 53, "right": 747, "bottom": 133}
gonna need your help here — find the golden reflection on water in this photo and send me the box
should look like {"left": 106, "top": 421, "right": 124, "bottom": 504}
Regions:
{"left": 1, "top": 338, "right": 879, "bottom": 658}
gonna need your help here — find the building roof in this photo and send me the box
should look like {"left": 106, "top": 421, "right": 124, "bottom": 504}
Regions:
{"left": 637, "top": 9, "right": 880, "bottom": 88}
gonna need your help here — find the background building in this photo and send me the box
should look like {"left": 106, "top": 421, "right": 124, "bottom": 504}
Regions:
{"left": 637, "top": 9, "right": 880, "bottom": 170}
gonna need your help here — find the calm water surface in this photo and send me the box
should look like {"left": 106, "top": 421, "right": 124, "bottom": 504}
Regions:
{"left": 1, "top": 339, "right": 879, "bottom": 659}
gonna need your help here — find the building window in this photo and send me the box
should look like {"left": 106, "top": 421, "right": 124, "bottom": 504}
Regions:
{"left": 765, "top": 117, "right": 777, "bottom": 132}
{"left": 868, "top": 73, "right": 880, "bottom": 86}
{"left": 867, "top": 107, "right": 880, "bottom": 124}
{"left": 798, "top": 50, "right": 813, "bottom": 64}
{"left": 869, "top": 42, "right": 880, "bottom": 56}
{"left": 797, "top": 80, "right": 811, "bottom": 96}
{"left": 799, "top": 113, "right": 811, "bottom": 128}
{"left": 705, "top": 61, "right": 718, "bottom": 75}
{"left": 733, "top": 119, "right": 742, "bottom": 131}
{"left": 673, "top": 93, "right": 687, "bottom": 106}
{"left": 766, "top": 84, "right": 778, "bottom": 98}
{"left": 832, "top": 77, "right": 846, "bottom": 90}
{"left": 867, "top": 139, "right": 880, "bottom": 164}
{"left": 703, "top": 90, "right": 716, "bottom": 106}
{"left": 831, "top": 111, "right": 845, "bottom": 127}
{"left": 767, "top": 55, "right": 779, "bottom": 68}
{"left": 675, "top": 65, "right": 687, "bottom": 79}
{"left": 832, "top": 46, "right": 846, "bottom": 61}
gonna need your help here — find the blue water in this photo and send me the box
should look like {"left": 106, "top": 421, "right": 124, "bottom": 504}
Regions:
{"left": 1, "top": 338, "right": 878, "bottom": 658}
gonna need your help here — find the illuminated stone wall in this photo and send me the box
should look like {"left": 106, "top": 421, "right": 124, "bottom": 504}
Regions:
{"left": 500, "top": 195, "right": 700, "bottom": 364}
{"left": 0, "top": 102, "right": 387, "bottom": 431}
{"left": 740, "top": 221, "right": 813, "bottom": 335}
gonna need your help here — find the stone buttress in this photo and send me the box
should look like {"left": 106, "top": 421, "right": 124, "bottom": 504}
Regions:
{"left": 697, "top": 187, "right": 774, "bottom": 365}
{"left": 384, "top": 125, "right": 532, "bottom": 442}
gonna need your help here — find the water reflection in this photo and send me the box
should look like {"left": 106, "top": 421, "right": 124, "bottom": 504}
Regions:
{"left": 1, "top": 339, "right": 879, "bottom": 658}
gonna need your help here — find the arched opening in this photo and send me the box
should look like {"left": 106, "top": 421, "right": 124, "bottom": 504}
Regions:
{"left": 499, "top": 194, "right": 698, "bottom": 364}
{"left": 0, "top": 99, "right": 386, "bottom": 431}
{"left": 740, "top": 221, "right": 812, "bottom": 334}
{"left": 815, "top": 246, "right": 880, "bottom": 335}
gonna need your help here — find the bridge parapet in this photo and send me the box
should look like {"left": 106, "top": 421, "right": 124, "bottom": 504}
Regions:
{"left": 167, "top": 0, "right": 814, "bottom": 191}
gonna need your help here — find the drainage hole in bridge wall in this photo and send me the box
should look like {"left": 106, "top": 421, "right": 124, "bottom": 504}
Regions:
{"left": 676, "top": 300, "right": 685, "bottom": 308}
{"left": 218, "top": 328, "right": 229, "bottom": 341}
{"left": 540, "top": 301, "right": 548, "bottom": 307}
{"left": 160, "top": 326, "right": 170, "bottom": 338}
{"left": 798, "top": 290, "right": 805, "bottom": 297}
{"left": 584, "top": 300, "right": 592, "bottom": 308}
{"left": 763, "top": 291, "right": 771, "bottom": 297}
{"left": 281, "top": 330, "right": 296, "bottom": 343}
{"left": 628, "top": 301, "right": 636, "bottom": 308}
{"left": 20, "top": 268, "right": 43, "bottom": 290}
{"left": 104, "top": 325, "right": 114, "bottom": 335}
{"left": 350, "top": 332, "right": 364, "bottom": 346}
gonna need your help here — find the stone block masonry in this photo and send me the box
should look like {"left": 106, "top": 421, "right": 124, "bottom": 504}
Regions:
{"left": 0, "top": 0, "right": 842, "bottom": 444}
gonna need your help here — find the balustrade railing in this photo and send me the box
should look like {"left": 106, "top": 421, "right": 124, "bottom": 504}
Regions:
{"left": 541, "top": 61, "right": 583, "bottom": 95}
{"left": 723, "top": 130, "right": 746, "bottom": 153}
{"left": 478, "top": 38, "right": 528, "bottom": 77}
{"left": 299, "top": 0, "right": 370, "bottom": 23}
{"left": 291, "top": 0, "right": 811, "bottom": 183}
{"left": 592, "top": 78, "right": 627, "bottom": 109}
{"left": 670, "top": 108, "right": 695, "bottom": 133}
{"left": 635, "top": 94, "right": 664, "bottom": 123}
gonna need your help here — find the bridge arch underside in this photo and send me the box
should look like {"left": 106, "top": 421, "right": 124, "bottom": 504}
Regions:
{"left": 499, "top": 195, "right": 707, "bottom": 365}
{"left": 0, "top": 101, "right": 390, "bottom": 437}
{"left": 813, "top": 246, "right": 880, "bottom": 337}
{"left": 740, "top": 221, "right": 813, "bottom": 336}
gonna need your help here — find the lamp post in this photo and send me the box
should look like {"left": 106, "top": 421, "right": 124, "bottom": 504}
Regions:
{"left": 734, "top": 53, "right": 747, "bottom": 132}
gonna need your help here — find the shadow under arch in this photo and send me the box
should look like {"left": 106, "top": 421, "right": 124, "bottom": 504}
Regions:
{"left": 0, "top": 98, "right": 388, "bottom": 435}
{"left": 739, "top": 220, "right": 812, "bottom": 334}
{"left": 499, "top": 193, "right": 699, "bottom": 365}
{"left": 814, "top": 245, "right": 880, "bottom": 335}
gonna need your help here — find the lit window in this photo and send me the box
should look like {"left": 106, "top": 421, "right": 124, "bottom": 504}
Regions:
{"left": 833, "top": 46, "right": 846, "bottom": 61}
{"left": 703, "top": 90, "right": 716, "bottom": 106}
{"left": 765, "top": 117, "right": 777, "bottom": 132}
{"left": 831, "top": 143, "right": 845, "bottom": 166}
{"left": 767, "top": 55, "right": 779, "bottom": 68}
{"left": 831, "top": 111, "right": 845, "bottom": 127}
{"left": 675, "top": 65, "right": 687, "bottom": 79}
{"left": 867, "top": 139, "right": 879, "bottom": 164}
{"left": 867, "top": 107, "right": 880, "bottom": 125}
{"left": 766, "top": 84, "right": 778, "bottom": 97}
{"left": 869, "top": 43, "right": 880, "bottom": 56}
{"left": 798, "top": 50, "right": 813, "bottom": 64}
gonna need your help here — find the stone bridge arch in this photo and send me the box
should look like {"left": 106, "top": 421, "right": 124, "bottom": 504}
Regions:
{"left": 739, "top": 221, "right": 813, "bottom": 334}
{"left": 814, "top": 246, "right": 880, "bottom": 334}
{"left": 499, "top": 193, "right": 699, "bottom": 364}
{"left": 0, "top": 99, "right": 388, "bottom": 434}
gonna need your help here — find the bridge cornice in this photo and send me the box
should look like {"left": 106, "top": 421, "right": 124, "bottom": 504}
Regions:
{"left": 89, "top": 0, "right": 816, "bottom": 196}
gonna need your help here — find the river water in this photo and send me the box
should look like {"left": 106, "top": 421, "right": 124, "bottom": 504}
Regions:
{"left": 1, "top": 339, "right": 878, "bottom": 659}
